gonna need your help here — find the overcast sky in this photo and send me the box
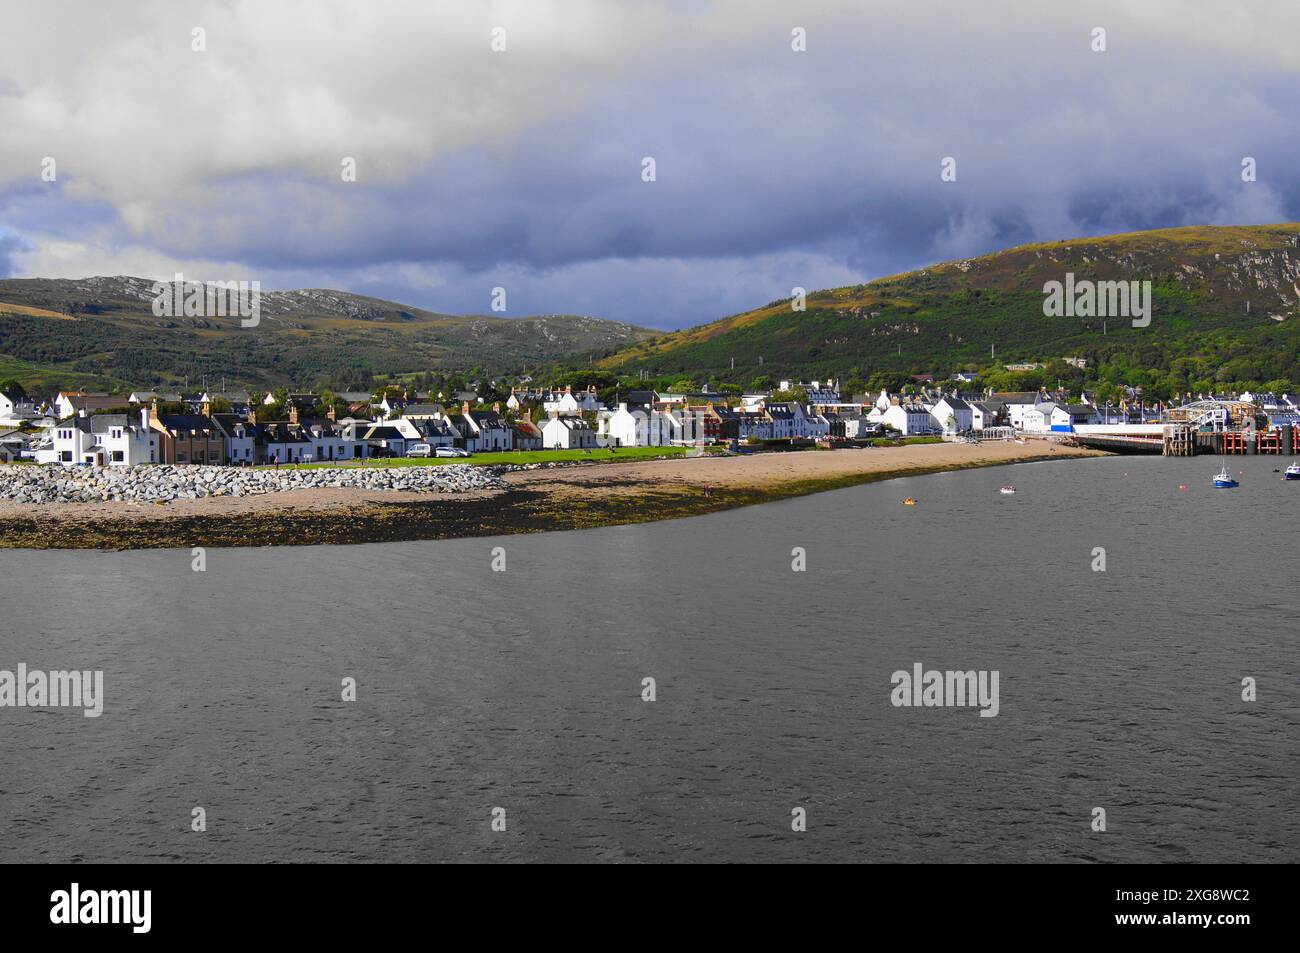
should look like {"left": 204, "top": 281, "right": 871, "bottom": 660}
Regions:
{"left": 2, "top": 0, "right": 1298, "bottom": 329}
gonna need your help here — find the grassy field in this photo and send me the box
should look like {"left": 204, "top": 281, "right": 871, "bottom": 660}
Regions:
{"left": 267, "top": 446, "right": 688, "bottom": 469}
{"left": 0, "top": 353, "right": 122, "bottom": 392}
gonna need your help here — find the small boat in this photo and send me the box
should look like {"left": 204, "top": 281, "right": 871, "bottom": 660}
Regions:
{"left": 999, "top": 485, "right": 1017, "bottom": 494}
{"left": 1213, "top": 461, "right": 1239, "bottom": 488}
{"left": 903, "top": 497, "right": 917, "bottom": 506}
{"left": 1285, "top": 464, "right": 1300, "bottom": 481}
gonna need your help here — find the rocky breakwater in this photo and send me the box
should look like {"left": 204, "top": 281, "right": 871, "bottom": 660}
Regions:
{"left": 0, "top": 464, "right": 506, "bottom": 505}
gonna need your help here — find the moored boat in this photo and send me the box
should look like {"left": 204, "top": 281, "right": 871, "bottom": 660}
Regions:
{"left": 1285, "top": 464, "right": 1300, "bottom": 481}
{"left": 999, "top": 485, "right": 1016, "bottom": 494}
{"left": 1213, "top": 461, "right": 1239, "bottom": 489}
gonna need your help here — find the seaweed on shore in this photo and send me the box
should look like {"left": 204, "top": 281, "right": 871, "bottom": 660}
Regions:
{"left": 0, "top": 450, "right": 1083, "bottom": 550}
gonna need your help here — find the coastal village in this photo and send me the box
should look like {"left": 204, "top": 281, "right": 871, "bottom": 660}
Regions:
{"left": 3, "top": 375, "right": 1300, "bottom": 467}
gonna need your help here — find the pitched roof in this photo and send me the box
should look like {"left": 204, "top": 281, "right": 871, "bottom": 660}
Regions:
{"left": 257, "top": 422, "right": 311, "bottom": 444}
{"left": 209, "top": 413, "right": 251, "bottom": 438}
{"left": 468, "top": 409, "right": 507, "bottom": 427}
{"left": 72, "top": 413, "right": 140, "bottom": 434}
{"left": 158, "top": 413, "right": 219, "bottom": 434}
{"left": 62, "top": 394, "right": 128, "bottom": 413}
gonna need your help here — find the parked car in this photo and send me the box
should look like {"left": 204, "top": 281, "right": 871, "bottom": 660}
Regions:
{"left": 435, "top": 446, "right": 471, "bottom": 458}
{"left": 407, "top": 443, "right": 432, "bottom": 457}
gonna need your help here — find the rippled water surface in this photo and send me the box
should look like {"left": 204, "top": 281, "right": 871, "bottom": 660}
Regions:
{"left": 1, "top": 455, "right": 1295, "bottom": 862}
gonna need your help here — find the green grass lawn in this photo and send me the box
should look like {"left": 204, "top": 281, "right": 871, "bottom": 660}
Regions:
{"left": 266, "top": 446, "right": 688, "bottom": 470}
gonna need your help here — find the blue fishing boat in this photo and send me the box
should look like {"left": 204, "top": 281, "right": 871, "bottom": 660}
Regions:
{"left": 1213, "top": 460, "right": 1238, "bottom": 488}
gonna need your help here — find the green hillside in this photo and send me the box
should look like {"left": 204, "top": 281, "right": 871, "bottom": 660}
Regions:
{"left": 0, "top": 277, "right": 654, "bottom": 393}
{"left": 600, "top": 224, "right": 1300, "bottom": 397}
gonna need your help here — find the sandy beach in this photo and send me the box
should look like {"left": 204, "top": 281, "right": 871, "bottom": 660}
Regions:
{"left": 503, "top": 439, "right": 1105, "bottom": 498}
{"left": 0, "top": 440, "right": 1106, "bottom": 548}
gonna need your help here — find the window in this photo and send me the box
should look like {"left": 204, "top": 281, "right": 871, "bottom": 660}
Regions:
{"left": 111, "top": 450, "right": 124, "bottom": 462}
{"left": 59, "top": 451, "right": 72, "bottom": 462}
{"left": 177, "top": 453, "right": 188, "bottom": 463}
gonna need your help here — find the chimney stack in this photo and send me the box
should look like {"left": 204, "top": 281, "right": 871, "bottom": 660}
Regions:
{"left": 461, "top": 400, "right": 471, "bottom": 416}
{"left": 289, "top": 404, "right": 299, "bottom": 425}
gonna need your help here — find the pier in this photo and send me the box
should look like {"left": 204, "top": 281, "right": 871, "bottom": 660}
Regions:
{"left": 1064, "top": 399, "right": 1295, "bottom": 457}
{"left": 1069, "top": 426, "right": 1299, "bottom": 456}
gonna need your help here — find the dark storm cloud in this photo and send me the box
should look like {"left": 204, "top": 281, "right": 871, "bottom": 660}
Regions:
{"left": 2, "top": 1, "right": 1299, "bottom": 327}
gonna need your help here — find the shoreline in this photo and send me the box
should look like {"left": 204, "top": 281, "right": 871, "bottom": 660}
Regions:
{"left": 0, "top": 442, "right": 1107, "bottom": 550}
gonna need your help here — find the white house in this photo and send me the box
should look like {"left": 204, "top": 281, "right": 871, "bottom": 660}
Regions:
{"left": 736, "top": 411, "right": 773, "bottom": 441}
{"left": 304, "top": 421, "right": 368, "bottom": 463}
{"left": 0, "top": 389, "right": 39, "bottom": 426}
{"left": 405, "top": 416, "right": 458, "bottom": 450}
{"left": 881, "top": 400, "right": 934, "bottom": 435}
{"left": 210, "top": 414, "right": 255, "bottom": 465}
{"left": 53, "top": 392, "right": 126, "bottom": 420}
{"left": 443, "top": 403, "right": 514, "bottom": 452}
{"left": 605, "top": 404, "right": 676, "bottom": 446}
{"left": 543, "top": 385, "right": 602, "bottom": 415}
{"left": 0, "top": 428, "right": 35, "bottom": 461}
{"left": 47, "top": 409, "right": 157, "bottom": 466}
{"left": 541, "top": 414, "right": 598, "bottom": 449}
{"left": 359, "top": 424, "right": 413, "bottom": 457}
{"left": 804, "top": 412, "right": 831, "bottom": 439}
{"left": 989, "top": 392, "right": 1045, "bottom": 430}
{"left": 1056, "top": 404, "right": 1099, "bottom": 429}
{"left": 929, "top": 395, "right": 973, "bottom": 434}
{"left": 505, "top": 388, "right": 543, "bottom": 411}
{"left": 969, "top": 402, "right": 1002, "bottom": 431}
{"left": 762, "top": 402, "right": 807, "bottom": 439}
{"left": 1020, "top": 405, "right": 1053, "bottom": 432}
